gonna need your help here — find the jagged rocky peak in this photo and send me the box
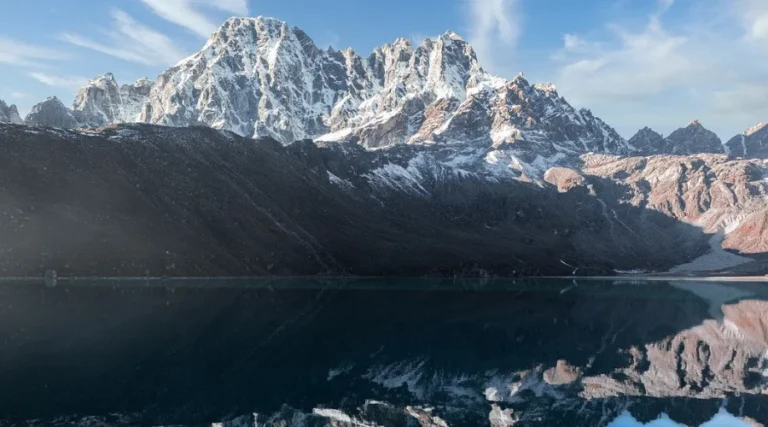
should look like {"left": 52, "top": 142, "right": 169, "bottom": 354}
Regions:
{"left": 724, "top": 121, "right": 768, "bottom": 158}
{"left": 142, "top": 15, "right": 493, "bottom": 147}
{"left": 73, "top": 73, "right": 154, "bottom": 127}
{"left": 25, "top": 97, "right": 78, "bottom": 128}
{"left": 665, "top": 119, "right": 723, "bottom": 155}
{"left": 0, "top": 99, "right": 23, "bottom": 124}
{"left": 628, "top": 126, "right": 666, "bottom": 155}
{"left": 73, "top": 73, "right": 121, "bottom": 127}
{"left": 34, "top": 15, "right": 628, "bottom": 160}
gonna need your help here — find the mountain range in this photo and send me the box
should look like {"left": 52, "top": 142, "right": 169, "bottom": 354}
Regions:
{"left": 5, "top": 16, "right": 762, "bottom": 159}
{"left": 2, "top": 16, "right": 768, "bottom": 276}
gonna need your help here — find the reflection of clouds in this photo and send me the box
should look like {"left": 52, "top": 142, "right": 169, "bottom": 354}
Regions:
{"left": 607, "top": 408, "right": 751, "bottom": 427}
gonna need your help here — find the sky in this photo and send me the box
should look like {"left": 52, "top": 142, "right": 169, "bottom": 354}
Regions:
{"left": 1, "top": 0, "right": 767, "bottom": 140}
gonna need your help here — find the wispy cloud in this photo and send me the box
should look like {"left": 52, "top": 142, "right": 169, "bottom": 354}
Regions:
{"left": 0, "top": 38, "right": 69, "bottom": 67}
{"left": 318, "top": 31, "right": 341, "bottom": 49}
{"left": 10, "top": 91, "right": 28, "bottom": 99}
{"left": 739, "top": 0, "right": 768, "bottom": 44}
{"left": 554, "top": 17, "right": 700, "bottom": 103}
{"left": 549, "top": 0, "right": 768, "bottom": 137}
{"left": 658, "top": 0, "right": 675, "bottom": 14}
{"left": 467, "top": 0, "right": 522, "bottom": 73}
{"left": 714, "top": 84, "right": 768, "bottom": 119}
{"left": 29, "top": 72, "right": 89, "bottom": 90}
{"left": 60, "top": 9, "right": 186, "bottom": 66}
{"left": 208, "top": 0, "right": 249, "bottom": 15}
{"left": 141, "top": 0, "right": 250, "bottom": 39}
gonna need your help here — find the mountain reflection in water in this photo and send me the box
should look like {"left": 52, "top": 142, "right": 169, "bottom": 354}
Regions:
{"left": 0, "top": 277, "right": 767, "bottom": 427}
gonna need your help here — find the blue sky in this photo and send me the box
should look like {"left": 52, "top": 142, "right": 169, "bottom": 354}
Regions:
{"left": 1, "top": 0, "right": 767, "bottom": 140}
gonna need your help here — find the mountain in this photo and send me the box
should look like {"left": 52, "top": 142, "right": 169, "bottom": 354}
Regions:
{"left": 627, "top": 126, "right": 665, "bottom": 155}
{"left": 22, "top": 17, "right": 629, "bottom": 162}
{"left": 24, "top": 97, "right": 78, "bottom": 128}
{"left": 20, "top": 17, "right": 768, "bottom": 165}
{"left": 72, "top": 73, "right": 153, "bottom": 128}
{"left": 140, "top": 17, "right": 628, "bottom": 155}
{"left": 4, "top": 121, "right": 768, "bottom": 276}
{"left": 7, "top": 17, "right": 768, "bottom": 276}
{"left": 580, "top": 153, "right": 768, "bottom": 262}
{"left": 0, "top": 99, "right": 23, "bottom": 124}
{"left": 724, "top": 122, "right": 768, "bottom": 158}
{"left": 664, "top": 120, "right": 723, "bottom": 155}
{"left": 0, "top": 123, "right": 709, "bottom": 277}
{"left": 626, "top": 121, "right": 726, "bottom": 156}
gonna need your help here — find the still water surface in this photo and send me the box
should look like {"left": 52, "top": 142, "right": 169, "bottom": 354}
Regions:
{"left": 0, "top": 277, "right": 765, "bottom": 426}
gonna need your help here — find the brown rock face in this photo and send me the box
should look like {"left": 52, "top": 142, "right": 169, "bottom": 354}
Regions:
{"left": 581, "top": 295, "right": 768, "bottom": 401}
{"left": 543, "top": 360, "right": 582, "bottom": 385}
{"left": 724, "top": 210, "right": 768, "bottom": 254}
{"left": 543, "top": 167, "right": 586, "bottom": 193}
{"left": 579, "top": 153, "right": 768, "bottom": 254}
{"left": 410, "top": 98, "right": 459, "bottom": 143}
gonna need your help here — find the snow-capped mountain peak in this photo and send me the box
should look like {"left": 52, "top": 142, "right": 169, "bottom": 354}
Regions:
{"left": 71, "top": 73, "right": 153, "bottom": 128}
{"left": 22, "top": 15, "right": 630, "bottom": 163}
{"left": 745, "top": 122, "right": 767, "bottom": 137}
{"left": 0, "top": 99, "right": 23, "bottom": 124}
{"left": 724, "top": 120, "right": 768, "bottom": 158}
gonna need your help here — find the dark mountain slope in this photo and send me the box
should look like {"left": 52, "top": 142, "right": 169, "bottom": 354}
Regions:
{"left": 0, "top": 124, "right": 706, "bottom": 277}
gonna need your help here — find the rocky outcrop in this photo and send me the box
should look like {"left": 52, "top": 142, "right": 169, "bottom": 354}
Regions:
{"left": 0, "top": 99, "right": 23, "bottom": 124}
{"left": 578, "top": 153, "right": 768, "bottom": 255}
{"left": 543, "top": 360, "right": 582, "bottom": 385}
{"left": 543, "top": 167, "right": 586, "bottom": 193}
{"left": 24, "top": 97, "right": 78, "bottom": 128}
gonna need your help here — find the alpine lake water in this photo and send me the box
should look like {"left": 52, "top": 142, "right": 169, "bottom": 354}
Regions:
{"left": 0, "top": 277, "right": 766, "bottom": 427}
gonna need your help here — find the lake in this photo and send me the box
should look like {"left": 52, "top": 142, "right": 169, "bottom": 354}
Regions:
{"left": 0, "top": 277, "right": 765, "bottom": 426}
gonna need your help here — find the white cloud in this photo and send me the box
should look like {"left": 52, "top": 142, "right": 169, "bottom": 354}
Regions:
{"left": 10, "top": 91, "right": 27, "bottom": 99}
{"left": 467, "top": 0, "right": 522, "bottom": 73}
{"left": 715, "top": 85, "right": 768, "bottom": 118}
{"left": 29, "top": 72, "right": 88, "bottom": 90}
{"left": 61, "top": 9, "right": 187, "bottom": 66}
{"left": 141, "top": 0, "right": 250, "bottom": 39}
{"left": 546, "top": 0, "right": 768, "bottom": 138}
{"left": 562, "top": 34, "right": 585, "bottom": 51}
{"left": 658, "top": 0, "right": 674, "bottom": 13}
{"left": 554, "top": 18, "right": 700, "bottom": 103}
{"left": 209, "top": 0, "right": 249, "bottom": 15}
{"left": 0, "top": 38, "right": 69, "bottom": 67}
{"left": 318, "top": 31, "right": 341, "bottom": 49}
{"left": 739, "top": 0, "right": 768, "bottom": 44}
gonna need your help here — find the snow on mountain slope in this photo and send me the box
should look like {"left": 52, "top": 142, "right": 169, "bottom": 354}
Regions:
{"left": 0, "top": 99, "right": 22, "bottom": 124}
{"left": 72, "top": 73, "right": 153, "bottom": 127}
{"left": 24, "top": 97, "right": 78, "bottom": 128}
{"left": 140, "top": 17, "right": 497, "bottom": 147}
{"left": 26, "top": 16, "right": 629, "bottom": 165}
{"left": 724, "top": 122, "right": 768, "bottom": 158}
